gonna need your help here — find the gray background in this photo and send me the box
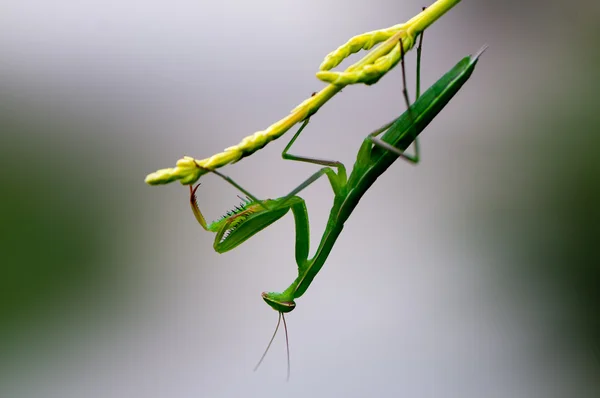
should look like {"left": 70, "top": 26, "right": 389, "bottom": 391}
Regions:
{"left": 1, "top": 1, "right": 599, "bottom": 397}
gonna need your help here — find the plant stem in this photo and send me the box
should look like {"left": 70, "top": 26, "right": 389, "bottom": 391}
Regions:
{"left": 145, "top": 0, "right": 462, "bottom": 186}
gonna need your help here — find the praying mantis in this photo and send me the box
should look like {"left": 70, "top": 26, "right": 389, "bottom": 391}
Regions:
{"left": 188, "top": 34, "right": 486, "bottom": 378}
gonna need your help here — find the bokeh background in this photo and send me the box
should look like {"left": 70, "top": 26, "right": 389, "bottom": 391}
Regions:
{"left": 1, "top": 1, "right": 598, "bottom": 397}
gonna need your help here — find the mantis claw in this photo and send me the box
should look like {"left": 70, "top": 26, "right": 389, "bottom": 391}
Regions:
{"left": 189, "top": 183, "right": 209, "bottom": 230}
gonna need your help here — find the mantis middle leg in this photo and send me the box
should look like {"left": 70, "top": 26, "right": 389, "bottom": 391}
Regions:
{"left": 280, "top": 118, "right": 348, "bottom": 196}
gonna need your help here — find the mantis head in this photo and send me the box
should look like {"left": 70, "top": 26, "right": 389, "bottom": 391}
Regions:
{"left": 261, "top": 291, "right": 296, "bottom": 313}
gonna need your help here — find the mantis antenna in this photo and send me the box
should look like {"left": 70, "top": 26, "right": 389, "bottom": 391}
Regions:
{"left": 254, "top": 312, "right": 291, "bottom": 381}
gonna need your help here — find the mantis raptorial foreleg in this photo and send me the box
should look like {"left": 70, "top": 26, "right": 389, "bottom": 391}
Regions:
{"left": 188, "top": 159, "right": 335, "bottom": 262}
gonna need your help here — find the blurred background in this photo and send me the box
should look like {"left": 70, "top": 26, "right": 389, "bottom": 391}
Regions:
{"left": 1, "top": 0, "right": 598, "bottom": 397}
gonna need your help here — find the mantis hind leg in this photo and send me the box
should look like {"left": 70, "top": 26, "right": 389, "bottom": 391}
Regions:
{"left": 368, "top": 29, "right": 424, "bottom": 164}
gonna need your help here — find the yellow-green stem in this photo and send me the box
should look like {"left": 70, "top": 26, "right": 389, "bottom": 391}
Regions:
{"left": 145, "top": 0, "right": 461, "bottom": 186}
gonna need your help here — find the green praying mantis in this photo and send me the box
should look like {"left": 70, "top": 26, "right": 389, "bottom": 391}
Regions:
{"left": 188, "top": 34, "right": 486, "bottom": 378}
